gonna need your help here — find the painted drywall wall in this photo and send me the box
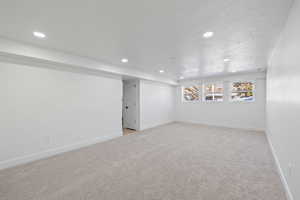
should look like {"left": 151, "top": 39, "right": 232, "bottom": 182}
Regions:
{"left": 175, "top": 72, "right": 266, "bottom": 131}
{"left": 267, "top": 0, "right": 300, "bottom": 199}
{"left": 0, "top": 62, "right": 122, "bottom": 169}
{"left": 139, "top": 80, "right": 175, "bottom": 130}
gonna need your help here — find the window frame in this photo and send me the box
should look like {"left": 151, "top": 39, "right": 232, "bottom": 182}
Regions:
{"left": 229, "top": 80, "right": 256, "bottom": 103}
{"left": 181, "top": 85, "right": 202, "bottom": 103}
{"left": 202, "top": 82, "right": 224, "bottom": 102}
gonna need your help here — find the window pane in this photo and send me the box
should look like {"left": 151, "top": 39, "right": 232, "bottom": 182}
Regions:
{"left": 214, "top": 83, "right": 224, "bottom": 93}
{"left": 183, "top": 86, "right": 200, "bottom": 101}
{"left": 231, "top": 82, "right": 254, "bottom": 102}
{"left": 204, "top": 84, "right": 214, "bottom": 93}
{"left": 214, "top": 94, "right": 224, "bottom": 102}
{"left": 214, "top": 83, "right": 223, "bottom": 101}
{"left": 205, "top": 94, "right": 214, "bottom": 101}
{"left": 203, "top": 83, "right": 223, "bottom": 102}
{"left": 232, "top": 82, "right": 253, "bottom": 92}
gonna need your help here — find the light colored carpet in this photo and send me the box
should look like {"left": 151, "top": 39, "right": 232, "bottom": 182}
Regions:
{"left": 0, "top": 122, "right": 286, "bottom": 200}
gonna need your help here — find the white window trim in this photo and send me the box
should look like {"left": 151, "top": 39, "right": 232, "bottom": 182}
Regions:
{"left": 202, "top": 82, "right": 224, "bottom": 102}
{"left": 229, "top": 80, "right": 256, "bottom": 103}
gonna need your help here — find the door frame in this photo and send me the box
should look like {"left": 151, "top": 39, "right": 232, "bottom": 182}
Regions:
{"left": 122, "top": 79, "right": 140, "bottom": 130}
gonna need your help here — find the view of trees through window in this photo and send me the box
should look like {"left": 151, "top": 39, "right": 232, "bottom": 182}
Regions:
{"left": 231, "top": 81, "right": 254, "bottom": 102}
{"left": 182, "top": 81, "right": 255, "bottom": 102}
{"left": 183, "top": 86, "right": 200, "bottom": 101}
{"left": 203, "top": 83, "right": 223, "bottom": 102}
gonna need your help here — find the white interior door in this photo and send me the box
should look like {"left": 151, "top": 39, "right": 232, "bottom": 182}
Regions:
{"left": 123, "top": 80, "right": 138, "bottom": 130}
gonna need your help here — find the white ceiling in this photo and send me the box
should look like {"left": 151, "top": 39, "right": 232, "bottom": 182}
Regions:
{"left": 0, "top": 0, "right": 293, "bottom": 80}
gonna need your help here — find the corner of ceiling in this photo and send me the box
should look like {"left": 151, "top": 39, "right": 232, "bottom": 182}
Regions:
{"left": 0, "top": 37, "right": 178, "bottom": 86}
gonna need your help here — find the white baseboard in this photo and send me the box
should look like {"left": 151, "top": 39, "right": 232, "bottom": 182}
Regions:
{"left": 139, "top": 121, "right": 174, "bottom": 131}
{"left": 266, "top": 134, "right": 294, "bottom": 200}
{"left": 0, "top": 132, "right": 122, "bottom": 170}
{"left": 175, "top": 120, "right": 265, "bottom": 132}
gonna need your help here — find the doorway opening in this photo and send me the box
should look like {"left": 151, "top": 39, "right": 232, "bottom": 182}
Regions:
{"left": 122, "top": 79, "right": 139, "bottom": 136}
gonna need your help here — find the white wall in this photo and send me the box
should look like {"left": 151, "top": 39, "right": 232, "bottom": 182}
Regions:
{"left": 267, "top": 0, "right": 300, "bottom": 199}
{"left": 0, "top": 62, "right": 122, "bottom": 169}
{"left": 139, "top": 80, "right": 175, "bottom": 130}
{"left": 175, "top": 72, "right": 266, "bottom": 131}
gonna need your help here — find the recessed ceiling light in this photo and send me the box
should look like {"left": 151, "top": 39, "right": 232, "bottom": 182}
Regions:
{"left": 159, "top": 70, "right": 164, "bottom": 73}
{"left": 231, "top": 70, "right": 237, "bottom": 73}
{"left": 179, "top": 76, "right": 184, "bottom": 80}
{"left": 33, "top": 31, "right": 46, "bottom": 39}
{"left": 224, "top": 58, "right": 230, "bottom": 62}
{"left": 203, "top": 31, "right": 214, "bottom": 38}
{"left": 121, "top": 58, "right": 128, "bottom": 63}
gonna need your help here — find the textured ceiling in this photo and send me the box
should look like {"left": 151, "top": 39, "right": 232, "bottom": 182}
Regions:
{"left": 0, "top": 0, "right": 293, "bottom": 80}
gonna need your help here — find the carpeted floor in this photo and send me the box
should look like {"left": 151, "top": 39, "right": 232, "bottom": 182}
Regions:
{"left": 0, "top": 122, "right": 286, "bottom": 200}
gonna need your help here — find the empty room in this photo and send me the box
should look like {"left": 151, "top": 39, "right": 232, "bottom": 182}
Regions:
{"left": 0, "top": 0, "right": 299, "bottom": 199}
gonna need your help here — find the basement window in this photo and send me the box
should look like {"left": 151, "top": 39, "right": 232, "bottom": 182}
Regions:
{"left": 203, "top": 83, "right": 223, "bottom": 102}
{"left": 230, "top": 81, "right": 255, "bottom": 102}
{"left": 182, "top": 86, "right": 200, "bottom": 102}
